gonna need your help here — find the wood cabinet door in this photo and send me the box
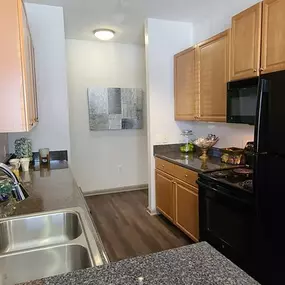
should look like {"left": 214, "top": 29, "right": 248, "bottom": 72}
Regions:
{"left": 174, "top": 47, "right": 197, "bottom": 121}
{"left": 261, "top": 0, "right": 285, "bottom": 74}
{"left": 18, "top": 0, "right": 34, "bottom": 131}
{"left": 175, "top": 180, "right": 199, "bottom": 242}
{"left": 230, "top": 3, "right": 262, "bottom": 80}
{"left": 197, "top": 30, "right": 230, "bottom": 122}
{"left": 155, "top": 170, "right": 174, "bottom": 222}
{"left": 30, "top": 45, "right": 39, "bottom": 124}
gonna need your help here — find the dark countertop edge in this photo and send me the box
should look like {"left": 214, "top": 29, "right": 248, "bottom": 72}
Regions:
{"left": 155, "top": 153, "right": 203, "bottom": 173}
{"left": 2, "top": 153, "right": 14, "bottom": 164}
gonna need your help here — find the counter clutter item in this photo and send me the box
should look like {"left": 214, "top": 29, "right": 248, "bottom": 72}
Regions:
{"left": 14, "top": 138, "right": 32, "bottom": 161}
{"left": 20, "top": 158, "right": 30, "bottom": 172}
{"left": 39, "top": 148, "right": 50, "bottom": 164}
{"left": 193, "top": 134, "right": 219, "bottom": 160}
{"left": 19, "top": 242, "right": 259, "bottom": 285}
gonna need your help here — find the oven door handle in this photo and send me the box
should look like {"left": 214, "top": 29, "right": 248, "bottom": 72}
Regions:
{"left": 197, "top": 180, "right": 251, "bottom": 204}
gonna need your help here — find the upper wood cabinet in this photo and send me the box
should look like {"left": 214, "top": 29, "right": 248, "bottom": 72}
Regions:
{"left": 230, "top": 3, "right": 262, "bottom": 80}
{"left": 197, "top": 30, "right": 230, "bottom": 122}
{"left": 261, "top": 0, "right": 285, "bottom": 74}
{"left": 0, "top": 0, "right": 38, "bottom": 133}
{"left": 174, "top": 47, "right": 197, "bottom": 120}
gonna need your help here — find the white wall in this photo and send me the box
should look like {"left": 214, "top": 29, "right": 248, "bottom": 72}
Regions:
{"left": 8, "top": 4, "right": 70, "bottom": 156}
{"left": 145, "top": 19, "right": 194, "bottom": 211}
{"left": 66, "top": 39, "right": 147, "bottom": 193}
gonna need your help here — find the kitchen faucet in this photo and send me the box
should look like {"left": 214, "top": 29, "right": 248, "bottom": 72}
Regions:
{"left": 0, "top": 162, "right": 29, "bottom": 201}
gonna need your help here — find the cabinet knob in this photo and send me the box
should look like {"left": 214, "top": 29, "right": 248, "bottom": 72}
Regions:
{"left": 260, "top": 67, "right": 264, "bottom": 71}
{"left": 185, "top": 174, "right": 188, "bottom": 178}
{"left": 253, "top": 69, "right": 257, "bottom": 72}
{"left": 162, "top": 165, "right": 165, "bottom": 168}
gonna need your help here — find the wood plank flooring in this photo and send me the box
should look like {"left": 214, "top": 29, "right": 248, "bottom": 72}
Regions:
{"left": 85, "top": 190, "right": 193, "bottom": 262}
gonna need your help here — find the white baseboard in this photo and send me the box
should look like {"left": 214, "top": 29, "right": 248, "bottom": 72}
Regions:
{"left": 84, "top": 184, "right": 148, "bottom": 197}
{"left": 146, "top": 207, "right": 158, "bottom": 216}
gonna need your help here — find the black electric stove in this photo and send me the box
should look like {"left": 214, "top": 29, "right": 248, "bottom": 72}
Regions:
{"left": 197, "top": 166, "right": 256, "bottom": 278}
{"left": 207, "top": 167, "right": 253, "bottom": 193}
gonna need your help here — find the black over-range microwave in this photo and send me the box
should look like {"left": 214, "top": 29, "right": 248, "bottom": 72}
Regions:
{"left": 227, "top": 77, "right": 259, "bottom": 125}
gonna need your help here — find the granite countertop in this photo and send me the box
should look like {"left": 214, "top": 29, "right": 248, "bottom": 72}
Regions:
{"left": 9, "top": 161, "right": 88, "bottom": 216}
{"left": 155, "top": 151, "right": 229, "bottom": 173}
{"left": 21, "top": 242, "right": 259, "bottom": 285}
{"left": 153, "top": 144, "right": 235, "bottom": 173}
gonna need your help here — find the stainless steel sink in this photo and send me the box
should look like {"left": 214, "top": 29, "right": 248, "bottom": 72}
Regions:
{"left": 0, "top": 245, "right": 92, "bottom": 285}
{"left": 0, "top": 212, "right": 82, "bottom": 253}
{"left": 0, "top": 208, "right": 108, "bottom": 285}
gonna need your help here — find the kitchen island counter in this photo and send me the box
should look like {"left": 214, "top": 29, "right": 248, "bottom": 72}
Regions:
{"left": 21, "top": 242, "right": 259, "bottom": 285}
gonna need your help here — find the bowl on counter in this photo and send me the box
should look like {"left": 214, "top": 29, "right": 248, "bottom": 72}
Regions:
{"left": 220, "top": 147, "right": 245, "bottom": 165}
{"left": 193, "top": 135, "right": 219, "bottom": 160}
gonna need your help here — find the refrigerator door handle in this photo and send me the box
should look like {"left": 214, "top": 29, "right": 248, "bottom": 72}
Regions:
{"left": 255, "top": 79, "right": 266, "bottom": 153}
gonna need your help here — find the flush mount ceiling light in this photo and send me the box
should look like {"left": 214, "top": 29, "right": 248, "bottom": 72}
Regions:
{"left": 93, "top": 29, "right": 115, "bottom": 41}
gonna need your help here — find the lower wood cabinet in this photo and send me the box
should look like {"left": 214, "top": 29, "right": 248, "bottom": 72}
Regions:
{"left": 155, "top": 170, "right": 175, "bottom": 222}
{"left": 155, "top": 158, "right": 199, "bottom": 242}
{"left": 175, "top": 180, "right": 199, "bottom": 242}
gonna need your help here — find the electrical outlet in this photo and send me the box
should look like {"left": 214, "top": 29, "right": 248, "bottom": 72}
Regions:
{"left": 162, "top": 135, "right": 168, "bottom": 144}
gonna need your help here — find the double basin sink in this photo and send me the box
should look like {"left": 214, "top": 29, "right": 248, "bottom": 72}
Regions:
{"left": 0, "top": 208, "right": 106, "bottom": 284}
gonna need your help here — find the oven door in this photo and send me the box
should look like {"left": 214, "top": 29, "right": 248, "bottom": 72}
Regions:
{"left": 198, "top": 180, "right": 256, "bottom": 275}
{"left": 227, "top": 77, "right": 259, "bottom": 125}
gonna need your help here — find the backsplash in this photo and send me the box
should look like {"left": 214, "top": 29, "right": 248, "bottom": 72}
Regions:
{"left": 0, "top": 133, "right": 8, "bottom": 162}
{"left": 189, "top": 122, "right": 254, "bottom": 148}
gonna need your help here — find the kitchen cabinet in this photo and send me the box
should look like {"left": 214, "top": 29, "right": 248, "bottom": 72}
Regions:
{"left": 261, "top": 0, "right": 285, "bottom": 74}
{"left": 174, "top": 47, "right": 197, "bottom": 120}
{"left": 197, "top": 30, "right": 230, "bottom": 122}
{"left": 175, "top": 180, "right": 199, "bottom": 242}
{"left": 155, "top": 170, "right": 175, "bottom": 222}
{"left": 230, "top": 3, "right": 262, "bottom": 80}
{"left": 155, "top": 158, "right": 199, "bottom": 242}
{"left": 0, "top": 0, "right": 38, "bottom": 133}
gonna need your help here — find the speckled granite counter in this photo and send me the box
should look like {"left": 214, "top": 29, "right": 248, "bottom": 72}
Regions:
{"left": 21, "top": 242, "right": 259, "bottom": 285}
{"left": 154, "top": 144, "right": 234, "bottom": 173}
{"left": 155, "top": 152, "right": 230, "bottom": 173}
{"left": 8, "top": 161, "right": 88, "bottom": 216}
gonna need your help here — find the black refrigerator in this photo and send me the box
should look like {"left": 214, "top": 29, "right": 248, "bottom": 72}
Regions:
{"left": 254, "top": 70, "right": 285, "bottom": 284}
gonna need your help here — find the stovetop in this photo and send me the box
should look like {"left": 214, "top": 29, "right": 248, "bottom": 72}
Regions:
{"left": 203, "top": 167, "right": 253, "bottom": 193}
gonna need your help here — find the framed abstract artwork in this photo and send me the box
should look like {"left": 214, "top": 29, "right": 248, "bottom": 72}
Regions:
{"left": 87, "top": 87, "right": 143, "bottom": 131}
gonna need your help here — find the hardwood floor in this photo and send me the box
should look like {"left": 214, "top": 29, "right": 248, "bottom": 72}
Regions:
{"left": 85, "top": 190, "right": 193, "bottom": 262}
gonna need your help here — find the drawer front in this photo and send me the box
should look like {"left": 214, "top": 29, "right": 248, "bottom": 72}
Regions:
{"left": 155, "top": 158, "right": 175, "bottom": 176}
{"left": 173, "top": 164, "right": 198, "bottom": 187}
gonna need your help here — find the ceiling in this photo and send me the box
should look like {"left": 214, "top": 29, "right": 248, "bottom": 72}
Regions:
{"left": 25, "top": 0, "right": 219, "bottom": 45}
